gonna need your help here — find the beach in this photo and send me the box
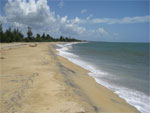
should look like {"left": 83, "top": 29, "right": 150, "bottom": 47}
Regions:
{"left": 0, "top": 42, "right": 140, "bottom": 113}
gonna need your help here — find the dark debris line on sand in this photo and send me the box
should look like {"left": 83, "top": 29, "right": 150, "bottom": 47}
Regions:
{"left": 48, "top": 44, "right": 100, "bottom": 113}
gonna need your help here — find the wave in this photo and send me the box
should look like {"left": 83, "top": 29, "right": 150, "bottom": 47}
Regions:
{"left": 56, "top": 42, "right": 150, "bottom": 113}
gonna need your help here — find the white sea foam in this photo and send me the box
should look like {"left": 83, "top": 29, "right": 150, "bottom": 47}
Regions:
{"left": 56, "top": 42, "right": 150, "bottom": 113}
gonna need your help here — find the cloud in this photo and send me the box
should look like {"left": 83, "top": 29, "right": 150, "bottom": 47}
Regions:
{"left": 58, "top": 0, "right": 64, "bottom": 8}
{"left": 59, "top": 23, "right": 86, "bottom": 36}
{"left": 1, "top": 0, "right": 110, "bottom": 40}
{"left": 81, "top": 9, "right": 87, "bottom": 14}
{"left": 86, "top": 14, "right": 93, "bottom": 20}
{"left": 74, "top": 17, "right": 80, "bottom": 24}
{"left": 88, "top": 27, "right": 108, "bottom": 36}
{"left": 0, "top": 14, "right": 7, "bottom": 23}
{"left": 92, "top": 15, "right": 150, "bottom": 24}
{"left": 97, "top": 27, "right": 108, "bottom": 35}
{"left": 61, "top": 16, "right": 68, "bottom": 23}
{"left": 1, "top": 0, "right": 149, "bottom": 41}
{"left": 70, "top": 17, "right": 81, "bottom": 24}
{"left": 4, "top": 0, "right": 55, "bottom": 29}
{"left": 2, "top": 0, "right": 86, "bottom": 37}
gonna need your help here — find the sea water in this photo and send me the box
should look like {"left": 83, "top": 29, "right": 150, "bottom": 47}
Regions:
{"left": 56, "top": 42, "right": 150, "bottom": 113}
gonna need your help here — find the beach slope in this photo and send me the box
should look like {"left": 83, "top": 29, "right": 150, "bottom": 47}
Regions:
{"left": 0, "top": 43, "right": 140, "bottom": 113}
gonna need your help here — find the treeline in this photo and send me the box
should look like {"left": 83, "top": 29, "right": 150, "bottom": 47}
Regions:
{"left": 0, "top": 24, "right": 81, "bottom": 43}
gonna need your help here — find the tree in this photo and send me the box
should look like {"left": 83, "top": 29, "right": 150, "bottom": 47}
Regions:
{"left": 36, "top": 33, "right": 41, "bottom": 42}
{"left": 41, "top": 33, "right": 45, "bottom": 40}
{"left": 0, "top": 24, "right": 81, "bottom": 43}
{"left": 0, "top": 22, "right": 3, "bottom": 42}
{"left": 4, "top": 28, "right": 12, "bottom": 42}
{"left": 18, "top": 31, "right": 24, "bottom": 41}
{"left": 14, "top": 28, "right": 24, "bottom": 42}
{"left": 60, "top": 36, "right": 64, "bottom": 41}
{"left": 27, "top": 26, "right": 33, "bottom": 39}
{"left": 45, "top": 34, "right": 53, "bottom": 41}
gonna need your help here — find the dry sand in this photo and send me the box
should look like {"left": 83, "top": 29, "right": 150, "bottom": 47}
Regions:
{"left": 0, "top": 42, "right": 140, "bottom": 113}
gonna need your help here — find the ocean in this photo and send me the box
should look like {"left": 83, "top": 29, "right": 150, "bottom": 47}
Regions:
{"left": 56, "top": 42, "right": 150, "bottom": 113}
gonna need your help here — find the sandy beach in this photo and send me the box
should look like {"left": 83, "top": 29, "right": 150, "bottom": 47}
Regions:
{"left": 0, "top": 42, "right": 140, "bottom": 113}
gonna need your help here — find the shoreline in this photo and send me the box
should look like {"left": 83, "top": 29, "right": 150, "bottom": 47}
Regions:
{"left": 56, "top": 42, "right": 143, "bottom": 113}
{"left": 56, "top": 42, "right": 148, "bottom": 113}
{"left": 0, "top": 42, "right": 140, "bottom": 113}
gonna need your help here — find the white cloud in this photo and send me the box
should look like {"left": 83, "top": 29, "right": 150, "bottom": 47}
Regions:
{"left": 92, "top": 15, "right": 150, "bottom": 24}
{"left": 74, "top": 17, "right": 80, "bottom": 23}
{"left": 61, "top": 16, "right": 68, "bottom": 23}
{"left": 119, "top": 16, "right": 150, "bottom": 24}
{"left": 1, "top": 0, "right": 116, "bottom": 40}
{"left": 89, "top": 27, "right": 108, "bottom": 36}
{"left": 97, "top": 27, "right": 108, "bottom": 35}
{"left": 58, "top": 0, "right": 64, "bottom": 8}
{"left": 81, "top": 9, "right": 87, "bottom": 14}
{"left": 2, "top": 0, "right": 87, "bottom": 37}
{"left": 0, "top": 14, "right": 7, "bottom": 23}
{"left": 59, "top": 23, "right": 86, "bottom": 36}
{"left": 4, "top": 0, "right": 56, "bottom": 29}
{"left": 70, "top": 17, "right": 81, "bottom": 24}
{"left": 86, "top": 14, "right": 93, "bottom": 20}
{"left": 1, "top": 0, "right": 149, "bottom": 41}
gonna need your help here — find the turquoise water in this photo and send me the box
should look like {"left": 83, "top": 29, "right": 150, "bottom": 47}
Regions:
{"left": 56, "top": 42, "right": 150, "bottom": 113}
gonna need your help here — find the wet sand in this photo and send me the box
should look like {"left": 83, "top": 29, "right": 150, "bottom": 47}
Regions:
{"left": 0, "top": 42, "right": 140, "bottom": 113}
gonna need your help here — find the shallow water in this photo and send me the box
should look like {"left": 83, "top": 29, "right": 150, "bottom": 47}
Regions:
{"left": 56, "top": 42, "right": 150, "bottom": 113}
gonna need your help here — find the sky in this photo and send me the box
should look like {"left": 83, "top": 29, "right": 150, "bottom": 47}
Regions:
{"left": 0, "top": 0, "right": 149, "bottom": 42}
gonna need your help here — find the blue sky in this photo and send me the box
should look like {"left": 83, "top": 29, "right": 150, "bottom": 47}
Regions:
{"left": 50, "top": 1, "right": 149, "bottom": 18}
{"left": 0, "top": 0, "right": 149, "bottom": 42}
